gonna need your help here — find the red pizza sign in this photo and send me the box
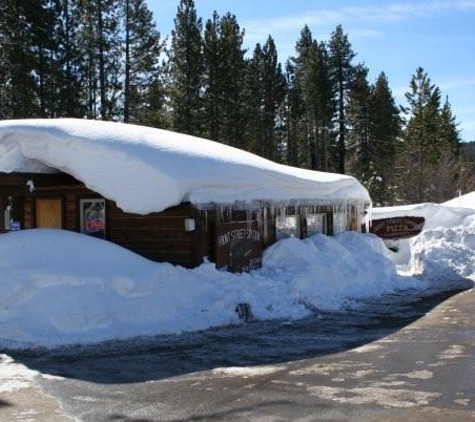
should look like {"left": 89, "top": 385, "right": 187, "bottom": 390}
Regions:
{"left": 370, "top": 216, "right": 425, "bottom": 240}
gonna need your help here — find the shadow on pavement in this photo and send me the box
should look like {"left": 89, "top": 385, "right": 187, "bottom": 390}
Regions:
{"left": 3, "top": 288, "right": 468, "bottom": 385}
{"left": 0, "top": 399, "right": 12, "bottom": 408}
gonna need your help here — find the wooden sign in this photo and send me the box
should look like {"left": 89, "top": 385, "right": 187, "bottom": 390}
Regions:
{"left": 214, "top": 221, "right": 263, "bottom": 273}
{"left": 370, "top": 216, "right": 425, "bottom": 240}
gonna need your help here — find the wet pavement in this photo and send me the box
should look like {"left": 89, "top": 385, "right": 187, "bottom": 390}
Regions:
{"left": 1, "top": 287, "right": 474, "bottom": 421}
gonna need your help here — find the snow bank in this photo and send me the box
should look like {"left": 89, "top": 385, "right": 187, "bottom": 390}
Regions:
{"left": 0, "top": 119, "right": 369, "bottom": 214}
{"left": 0, "top": 229, "right": 420, "bottom": 349}
{"left": 372, "top": 202, "right": 475, "bottom": 265}
{"left": 372, "top": 202, "right": 475, "bottom": 230}
{"left": 410, "top": 215, "right": 475, "bottom": 287}
{"left": 443, "top": 191, "right": 475, "bottom": 210}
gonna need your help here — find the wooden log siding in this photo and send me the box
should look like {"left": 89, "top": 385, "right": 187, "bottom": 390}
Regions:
{"left": 106, "top": 202, "right": 199, "bottom": 267}
{"left": 0, "top": 172, "right": 364, "bottom": 269}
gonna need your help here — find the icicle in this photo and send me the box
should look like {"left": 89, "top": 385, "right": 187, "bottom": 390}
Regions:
{"left": 263, "top": 207, "right": 268, "bottom": 242}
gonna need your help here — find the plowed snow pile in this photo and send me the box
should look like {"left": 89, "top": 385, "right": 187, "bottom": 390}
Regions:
{"left": 410, "top": 215, "right": 475, "bottom": 285}
{"left": 373, "top": 194, "right": 475, "bottom": 288}
{"left": 0, "top": 229, "right": 421, "bottom": 349}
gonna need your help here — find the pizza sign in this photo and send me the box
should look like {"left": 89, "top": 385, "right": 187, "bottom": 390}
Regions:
{"left": 370, "top": 216, "right": 425, "bottom": 240}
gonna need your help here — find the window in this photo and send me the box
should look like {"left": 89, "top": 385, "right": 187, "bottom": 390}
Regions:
{"left": 306, "top": 213, "right": 327, "bottom": 237}
{"left": 275, "top": 214, "right": 300, "bottom": 240}
{"left": 333, "top": 210, "right": 349, "bottom": 235}
{"left": 80, "top": 199, "right": 106, "bottom": 239}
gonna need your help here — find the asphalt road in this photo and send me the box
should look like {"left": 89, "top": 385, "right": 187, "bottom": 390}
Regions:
{"left": 1, "top": 286, "right": 474, "bottom": 421}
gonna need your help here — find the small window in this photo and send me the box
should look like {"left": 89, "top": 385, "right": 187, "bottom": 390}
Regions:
{"left": 275, "top": 215, "right": 300, "bottom": 240}
{"left": 306, "top": 213, "right": 327, "bottom": 237}
{"left": 333, "top": 210, "right": 348, "bottom": 235}
{"left": 80, "top": 199, "right": 106, "bottom": 239}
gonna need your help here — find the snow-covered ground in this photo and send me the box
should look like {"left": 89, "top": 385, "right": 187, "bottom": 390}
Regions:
{"left": 0, "top": 228, "right": 423, "bottom": 349}
{"left": 1, "top": 191, "right": 475, "bottom": 350}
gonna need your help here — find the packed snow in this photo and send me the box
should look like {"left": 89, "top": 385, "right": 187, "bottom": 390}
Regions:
{"left": 0, "top": 119, "right": 369, "bottom": 214}
{"left": 372, "top": 201, "right": 475, "bottom": 266}
{"left": 372, "top": 202, "right": 475, "bottom": 230}
{"left": 443, "top": 191, "right": 475, "bottom": 209}
{"left": 0, "top": 229, "right": 422, "bottom": 349}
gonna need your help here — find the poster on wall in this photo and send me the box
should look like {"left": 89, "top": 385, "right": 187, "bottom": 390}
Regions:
{"left": 214, "top": 221, "right": 263, "bottom": 273}
{"left": 80, "top": 199, "right": 106, "bottom": 239}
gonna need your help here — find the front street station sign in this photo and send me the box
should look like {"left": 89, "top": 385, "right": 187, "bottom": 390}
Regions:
{"left": 370, "top": 216, "right": 425, "bottom": 240}
{"left": 215, "top": 221, "right": 263, "bottom": 273}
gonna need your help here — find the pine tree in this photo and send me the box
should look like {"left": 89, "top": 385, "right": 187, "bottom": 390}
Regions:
{"left": 217, "top": 13, "right": 246, "bottom": 148}
{"left": 76, "top": 0, "right": 122, "bottom": 120}
{"left": 203, "top": 11, "right": 221, "bottom": 141}
{"left": 397, "top": 67, "right": 470, "bottom": 203}
{"left": 202, "top": 12, "right": 246, "bottom": 146}
{"left": 282, "top": 60, "right": 304, "bottom": 166}
{"left": 123, "top": 0, "right": 165, "bottom": 125}
{"left": 290, "top": 25, "right": 314, "bottom": 167}
{"left": 369, "top": 72, "right": 401, "bottom": 205}
{"left": 0, "top": 0, "right": 40, "bottom": 118}
{"left": 245, "top": 37, "right": 285, "bottom": 161}
{"left": 328, "top": 25, "right": 356, "bottom": 174}
{"left": 346, "top": 65, "right": 372, "bottom": 182}
{"left": 55, "top": 0, "right": 85, "bottom": 117}
{"left": 169, "top": 0, "right": 203, "bottom": 136}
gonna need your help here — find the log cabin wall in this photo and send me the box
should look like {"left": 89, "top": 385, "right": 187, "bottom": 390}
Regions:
{"left": 1, "top": 172, "right": 365, "bottom": 270}
{"left": 0, "top": 173, "right": 204, "bottom": 268}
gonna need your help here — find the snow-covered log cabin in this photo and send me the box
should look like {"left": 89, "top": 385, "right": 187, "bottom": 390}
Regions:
{"left": 0, "top": 119, "right": 371, "bottom": 272}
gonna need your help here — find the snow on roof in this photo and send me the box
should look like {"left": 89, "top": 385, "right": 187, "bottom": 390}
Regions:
{"left": 0, "top": 119, "right": 370, "bottom": 214}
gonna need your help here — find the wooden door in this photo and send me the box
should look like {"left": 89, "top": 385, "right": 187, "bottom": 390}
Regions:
{"left": 36, "top": 199, "right": 63, "bottom": 229}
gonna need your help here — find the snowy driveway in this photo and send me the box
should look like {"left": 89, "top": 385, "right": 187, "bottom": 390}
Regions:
{"left": 2, "top": 287, "right": 473, "bottom": 421}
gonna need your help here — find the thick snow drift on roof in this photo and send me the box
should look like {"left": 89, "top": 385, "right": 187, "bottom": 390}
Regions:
{"left": 0, "top": 229, "right": 420, "bottom": 349}
{"left": 0, "top": 119, "right": 369, "bottom": 214}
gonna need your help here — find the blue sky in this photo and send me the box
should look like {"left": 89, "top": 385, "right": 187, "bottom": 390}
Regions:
{"left": 149, "top": 0, "right": 475, "bottom": 141}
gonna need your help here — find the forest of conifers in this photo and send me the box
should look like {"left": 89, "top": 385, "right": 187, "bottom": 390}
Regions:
{"left": 1, "top": 0, "right": 473, "bottom": 205}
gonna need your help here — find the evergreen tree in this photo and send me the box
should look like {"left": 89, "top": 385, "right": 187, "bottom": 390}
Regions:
{"left": 245, "top": 36, "right": 285, "bottom": 161}
{"left": 282, "top": 60, "right": 303, "bottom": 166}
{"left": 369, "top": 72, "right": 401, "bottom": 204}
{"left": 397, "top": 67, "right": 471, "bottom": 203}
{"left": 328, "top": 25, "right": 356, "bottom": 174}
{"left": 202, "top": 12, "right": 246, "bottom": 146}
{"left": 217, "top": 13, "right": 246, "bottom": 147}
{"left": 169, "top": 0, "right": 203, "bottom": 136}
{"left": 347, "top": 65, "right": 372, "bottom": 182}
{"left": 123, "top": 0, "right": 165, "bottom": 125}
{"left": 203, "top": 11, "right": 221, "bottom": 141}
{"left": 290, "top": 25, "right": 314, "bottom": 167}
{"left": 55, "top": 0, "right": 85, "bottom": 117}
{"left": 76, "top": 0, "right": 122, "bottom": 120}
{"left": 306, "top": 41, "right": 334, "bottom": 170}
{"left": 0, "top": 0, "right": 41, "bottom": 118}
